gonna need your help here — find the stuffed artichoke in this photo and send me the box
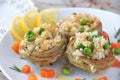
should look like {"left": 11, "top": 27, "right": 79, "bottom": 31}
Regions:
{"left": 19, "top": 23, "right": 68, "bottom": 66}
{"left": 57, "top": 12, "right": 102, "bottom": 38}
{"left": 66, "top": 31, "right": 115, "bottom": 73}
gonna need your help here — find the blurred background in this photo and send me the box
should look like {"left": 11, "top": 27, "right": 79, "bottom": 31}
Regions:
{"left": 33, "top": 0, "right": 120, "bottom": 13}
{"left": 0, "top": 0, "right": 120, "bottom": 80}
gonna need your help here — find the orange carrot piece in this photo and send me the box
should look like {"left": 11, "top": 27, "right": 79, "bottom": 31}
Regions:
{"left": 112, "top": 58, "right": 120, "bottom": 68}
{"left": 101, "top": 32, "right": 108, "bottom": 40}
{"left": 111, "top": 42, "right": 120, "bottom": 48}
{"left": 28, "top": 73, "right": 37, "bottom": 80}
{"left": 22, "top": 65, "right": 31, "bottom": 74}
{"left": 40, "top": 69, "right": 55, "bottom": 78}
{"left": 40, "top": 69, "right": 47, "bottom": 77}
{"left": 47, "top": 70, "right": 55, "bottom": 78}
{"left": 94, "top": 76, "right": 108, "bottom": 80}
{"left": 45, "top": 70, "right": 51, "bottom": 78}
{"left": 11, "top": 42, "right": 20, "bottom": 54}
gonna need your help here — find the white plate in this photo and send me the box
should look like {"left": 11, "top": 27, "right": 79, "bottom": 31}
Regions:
{"left": 0, "top": 8, "right": 120, "bottom": 80}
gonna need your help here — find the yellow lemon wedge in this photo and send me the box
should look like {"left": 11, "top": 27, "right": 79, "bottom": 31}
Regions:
{"left": 21, "top": 9, "right": 38, "bottom": 31}
{"left": 10, "top": 16, "right": 25, "bottom": 41}
{"left": 37, "top": 8, "right": 58, "bottom": 27}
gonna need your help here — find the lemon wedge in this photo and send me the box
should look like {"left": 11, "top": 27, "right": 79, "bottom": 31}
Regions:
{"left": 10, "top": 16, "right": 25, "bottom": 41}
{"left": 10, "top": 9, "right": 58, "bottom": 41}
{"left": 37, "top": 8, "right": 58, "bottom": 27}
{"left": 21, "top": 9, "right": 38, "bottom": 31}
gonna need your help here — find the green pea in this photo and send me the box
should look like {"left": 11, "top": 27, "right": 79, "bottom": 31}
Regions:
{"left": 87, "top": 35, "right": 98, "bottom": 41}
{"left": 113, "top": 48, "right": 120, "bottom": 55}
{"left": 62, "top": 67, "right": 70, "bottom": 75}
{"left": 78, "top": 28, "right": 85, "bottom": 33}
{"left": 117, "top": 39, "right": 120, "bottom": 42}
{"left": 26, "top": 30, "right": 34, "bottom": 36}
{"left": 75, "top": 43, "right": 85, "bottom": 49}
{"left": 80, "top": 18, "right": 87, "bottom": 25}
{"left": 103, "top": 42, "right": 109, "bottom": 50}
{"left": 88, "top": 43, "right": 94, "bottom": 51}
{"left": 26, "top": 34, "right": 35, "bottom": 42}
{"left": 83, "top": 47, "right": 92, "bottom": 56}
{"left": 26, "top": 30, "right": 35, "bottom": 42}
{"left": 37, "top": 28, "right": 45, "bottom": 35}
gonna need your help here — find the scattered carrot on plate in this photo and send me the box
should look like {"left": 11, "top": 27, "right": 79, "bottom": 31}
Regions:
{"left": 11, "top": 41, "right": 20, "bottom": 54}
{"left": 40, "top": 69, "right": 55, "bottom": 78}
{"left": 101, "top": 32, "right": 108, "bottom": 40}
{"left": 28, "top": 73, "right": 37, "bottom": 80}
{"left": 9, "top": 65, "right": 21, "bottom": 72}
{"left": 22, "top": 65, "right": 31, "bottom": 74}
{"left": 111, "top": 42, "right": 120, "bottom": 48}
{"left": 111, "top": 42, "right": 120, "bottom": 55}
{"left": 9, "top": 65, "right": 31, "bottom": 74}
{"left": 112, "top": 58, "right": 120, "bottom": 68}
{"left": 93, "top": 76, "right": 108, "bottom": 80}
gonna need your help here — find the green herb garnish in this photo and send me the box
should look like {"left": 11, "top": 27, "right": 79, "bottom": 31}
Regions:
{"left": 30, "top": 44, "right": 36, "bottom": 55}
{"left": 117, "top": 39, "right": 120, "bottom": 42}
{"left": 37, "top": 28, "right": 45, "bottom": 35}
{"left": 76, "top": 43, "right": 85, "bottom": 49}
{"left": 115, "top": 28, "right": 120, "bottom": 38}
{"left": 9, "top": 65, "right": 21, "bottom": 72}
{"left": 20, "top": 57, "right": 26, "bottom": 60}
{"left": 87, "top": 35, "right": 98, "bottom": 41}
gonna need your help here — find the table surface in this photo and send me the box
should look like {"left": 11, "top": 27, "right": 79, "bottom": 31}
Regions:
{"left": 0, "top": 0, "right": 120, "bottom": 80}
